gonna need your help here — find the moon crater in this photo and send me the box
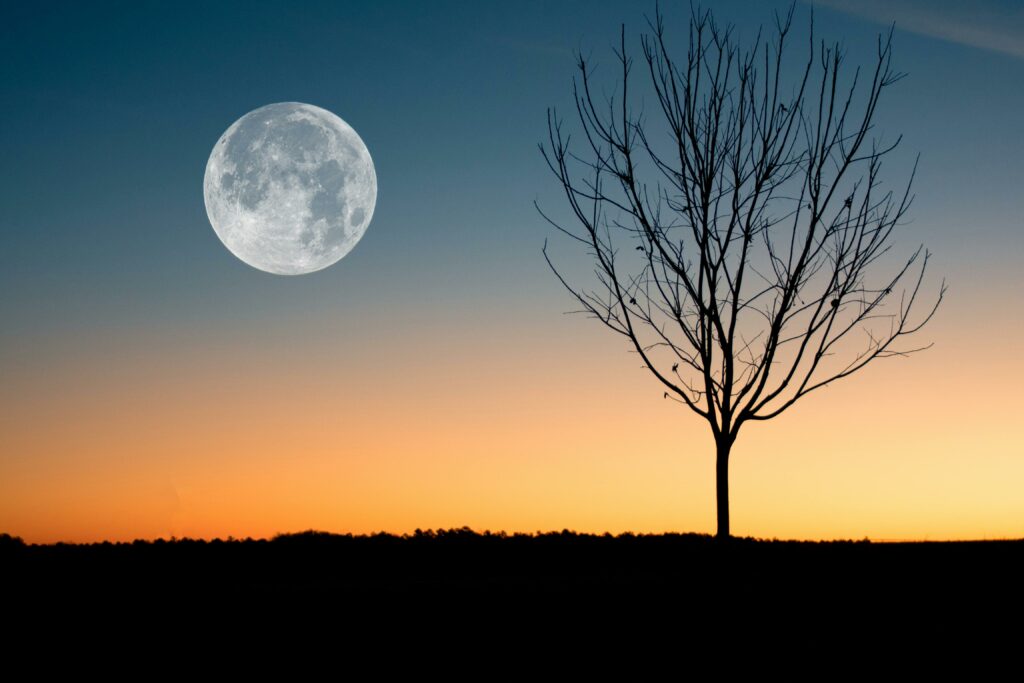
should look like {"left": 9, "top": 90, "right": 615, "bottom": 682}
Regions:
{"left": 204, "top": 102, "right": 377, "bottom": 275}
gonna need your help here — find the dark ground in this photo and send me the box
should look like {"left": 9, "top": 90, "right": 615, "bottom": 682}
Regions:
{"left": 4, "top": 529, "right": 1021, "bottom": 653}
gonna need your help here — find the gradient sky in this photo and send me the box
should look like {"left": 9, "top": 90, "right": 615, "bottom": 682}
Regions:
{"left": 2, "top": 0, "right": 1022, "bottom": 543}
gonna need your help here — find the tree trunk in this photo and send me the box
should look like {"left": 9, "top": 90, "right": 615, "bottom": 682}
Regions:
{"left": 716, "top": 438, "right": 731, "bottom": 539}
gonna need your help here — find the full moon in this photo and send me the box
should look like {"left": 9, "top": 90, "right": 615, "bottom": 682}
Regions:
{"left": 203, "top": 102, "right": 377, "bottom": 275}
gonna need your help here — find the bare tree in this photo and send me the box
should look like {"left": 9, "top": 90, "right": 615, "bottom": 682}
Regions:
{"left": 538, "top": 3, "right": 945, "bottom": 538}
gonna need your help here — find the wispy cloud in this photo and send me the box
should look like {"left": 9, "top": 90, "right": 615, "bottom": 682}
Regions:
{"left": 808, "top": 0, "right": 1024, "bottom": 60}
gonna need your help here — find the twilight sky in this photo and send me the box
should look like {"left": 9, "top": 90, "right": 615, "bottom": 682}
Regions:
{"left": 2, "top": 0, "right": 1022, "bottom": 542}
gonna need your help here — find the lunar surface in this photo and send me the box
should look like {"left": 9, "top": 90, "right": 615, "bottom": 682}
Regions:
{"left": 203, "top": 102, "right": 377, "bottom": 275}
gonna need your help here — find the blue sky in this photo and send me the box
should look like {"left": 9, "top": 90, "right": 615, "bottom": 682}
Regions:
{"left": 2, "top": 0, "right": 1022, "bottom": 340}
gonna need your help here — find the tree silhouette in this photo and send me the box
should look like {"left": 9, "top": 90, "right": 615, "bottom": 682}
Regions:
{"left": 538, "top": 4, "right": 945, "bottom": 538}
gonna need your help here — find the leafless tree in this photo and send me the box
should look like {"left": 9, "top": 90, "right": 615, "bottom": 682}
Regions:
{"left": 538, "top": 3, "right": 945, "bottom": 538}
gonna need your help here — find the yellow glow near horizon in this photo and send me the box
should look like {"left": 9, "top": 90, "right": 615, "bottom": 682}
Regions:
{"left": 1, "top": 290, "right": 1021, "bottom": 544}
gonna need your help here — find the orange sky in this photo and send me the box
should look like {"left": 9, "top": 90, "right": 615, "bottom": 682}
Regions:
{"left": 2, "top": 283, "right": 1021, "bottom": 544}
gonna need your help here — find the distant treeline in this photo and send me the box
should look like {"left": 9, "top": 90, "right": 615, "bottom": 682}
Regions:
{"left": 2, "top": 526, "right": 884, "bottom": 547}
{"left": 4, "top": 528, "right": 1021, "bottom": 640}
{"left": 4, "top": 527, "right": 1019, "bottom": 592}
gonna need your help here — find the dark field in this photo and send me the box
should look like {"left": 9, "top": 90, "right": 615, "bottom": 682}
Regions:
{"left": 5, "top": 529, "right": 1021, "bottom": 646}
